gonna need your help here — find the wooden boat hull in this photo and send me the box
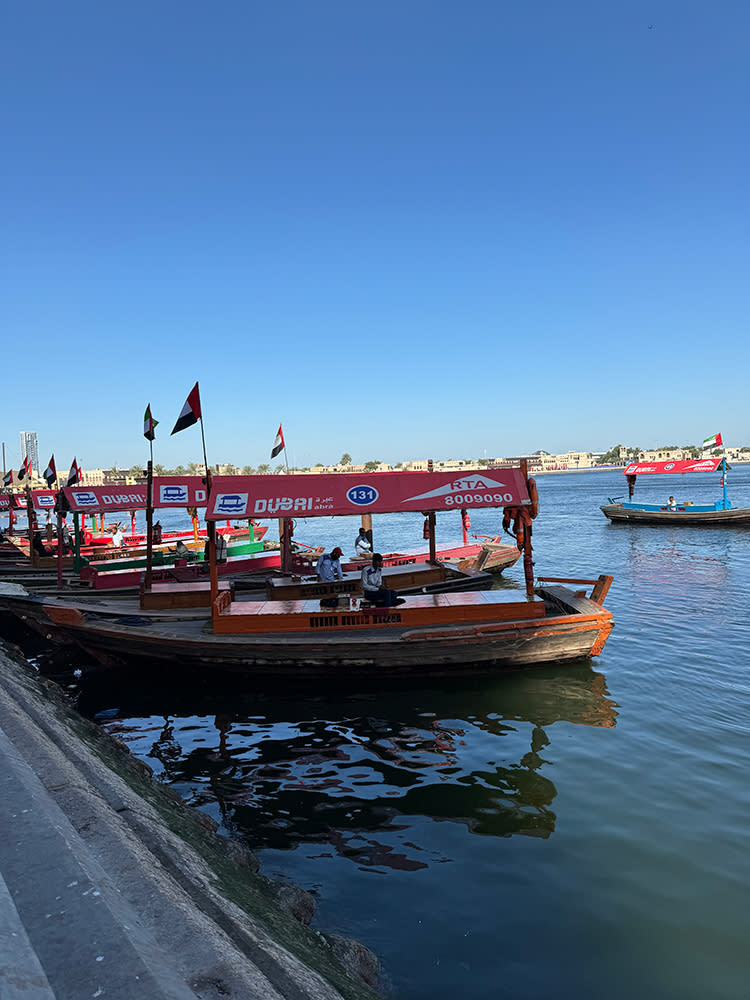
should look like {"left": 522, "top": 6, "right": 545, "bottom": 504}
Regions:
{"left": 600, "top": 504, "right": 750, "bottom": 526}
{"left": 340, "top": 537, "right": 521, "bottom": 575}
{"left": 0, "top": 577, "right": 614, "bottom": 678}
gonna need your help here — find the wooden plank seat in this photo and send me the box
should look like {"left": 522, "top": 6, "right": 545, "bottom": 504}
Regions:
{"left": 141, "top": 579, "right": 232, "bottom": 610}
{"left": 213, "top": 589, "right": 546, "bottom": 635}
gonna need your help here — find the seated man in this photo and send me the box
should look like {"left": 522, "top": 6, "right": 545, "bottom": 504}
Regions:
{"left": 361, "top": 553, "right": 403, "bottom": 607}
{"left": 317, "top": 547, "right": 344, "bottom": 582}
{"left": 60, "top": 522, "right": 74, "bottom": 553}
{"left": 173, "top": 540, "right": 192, "bottom": 561}
{"left": 354, "top": 527, "right": 372, "bottom": 557}
{"left": 667, "top": 496, "right": 677, "bottom": 509}
{"left": 204, "top": 531, "right": 228, "bottom": 563}
{"left": 32, "top": 531, "right": 50, "bottom": 558}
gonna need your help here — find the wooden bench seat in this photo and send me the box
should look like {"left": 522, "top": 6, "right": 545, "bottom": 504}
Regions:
{"left": 141, "top": 580, "right": 231, "bottom": 610}
{"left": 213, "top": 589, "right": 545, "bottom": 635}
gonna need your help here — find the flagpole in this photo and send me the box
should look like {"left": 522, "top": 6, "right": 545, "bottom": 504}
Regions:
{"left": 170, "top": 383, "right": 218, "bottom": 606}
{"left": 55, "top": 466, "right": 63, "bottom": 587}
{"left": 145, "top": 439, "right": 154, "bottom": 592}
{"left": 26, "top": 483, "right": 35, "bottom": 566}
{"left": 196, "top": 404, "right": 219, "bottom": 610}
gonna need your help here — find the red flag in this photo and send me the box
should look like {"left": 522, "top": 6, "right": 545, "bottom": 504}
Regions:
{"left": 18, "top": 455, "right": 31, "bottom": 481}
{"left": 171, "top": 383, "right": 202, "bottom": 435}
{"left": 271, "top": 424, "right": 285, "bottom": 459}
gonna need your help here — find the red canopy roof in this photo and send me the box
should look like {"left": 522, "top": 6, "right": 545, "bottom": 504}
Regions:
{"left": 623, "top": 459, "right": 722, "bottom": 476}
{"left": 61, "top": 476, "right": 209, "bottom": 513}
{"left": 205, "top": 468, "right": 530, "bottom": 521}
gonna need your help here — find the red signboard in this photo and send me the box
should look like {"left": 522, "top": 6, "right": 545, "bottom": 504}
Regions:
{"left": 623, "top": 459, "right": 722, "bottom": 476}
{"left": 205, "top": 468, "right": 530, "bottom": 521}
{"left": 61, "top": 477, "right": 210, "bottom": 513}
{"left": 30, "top": 490, "right": 57, "bottom": 510}
{"left": 0, "top": 493, "right": 34, "bottom": 510}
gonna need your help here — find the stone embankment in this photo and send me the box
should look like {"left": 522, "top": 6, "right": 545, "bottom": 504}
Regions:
{"left": 0, "top": 639, "right": 383, "bottom": 999}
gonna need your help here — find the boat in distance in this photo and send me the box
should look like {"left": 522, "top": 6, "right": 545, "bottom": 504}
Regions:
{"left": 600, "top": 458, "right": 750, "bottom": 526}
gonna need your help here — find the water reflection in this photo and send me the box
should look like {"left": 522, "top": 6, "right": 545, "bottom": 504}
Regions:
{"left": 92, "top": 663, "right": 617, "bottom": 871}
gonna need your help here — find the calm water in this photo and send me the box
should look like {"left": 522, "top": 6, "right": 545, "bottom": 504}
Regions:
{"left": 68, "top": 468, "right": 750, "bottom": 999}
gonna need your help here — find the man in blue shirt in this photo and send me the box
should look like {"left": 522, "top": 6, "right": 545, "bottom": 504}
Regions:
{"left": 317, "top": 547, "right": 344, "bottom": 582}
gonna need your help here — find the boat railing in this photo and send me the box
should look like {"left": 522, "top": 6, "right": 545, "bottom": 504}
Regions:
{"left": 214, "top": 589, "right": 232, "bottom": 616}
{"left": 536, "top": 575, "right": 613, "bottom": 605}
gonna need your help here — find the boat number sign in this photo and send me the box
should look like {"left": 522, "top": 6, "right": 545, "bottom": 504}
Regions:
{"left": 347, "top": 486, "right": 379, "bottom": 505}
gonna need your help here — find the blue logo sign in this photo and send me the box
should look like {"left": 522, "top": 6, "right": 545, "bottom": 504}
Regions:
{"left": 664, "top": 463, "right": 675, "bottom": 471}
{"left": 72, "top": 491, "right": 97, "bottom": 507}
{"left": 346, "top": 485, "right": 379, "bottom": 506}
{"left": 215, "top": 493, "right": 247, "bottom": 514}
{"left": 160, "top": 485, "right": 188, "bottom": 503}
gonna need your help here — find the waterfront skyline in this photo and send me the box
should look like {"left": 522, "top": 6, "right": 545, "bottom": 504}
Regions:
{"left": 3, "top": 3, "right": 748, "bottom": 469}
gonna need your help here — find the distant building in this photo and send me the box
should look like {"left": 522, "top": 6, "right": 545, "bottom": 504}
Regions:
{"left": 19, "top": 431, "right": 39, "bottom": 475}
{"left": 639, "top": 448, "right": 691, "bottom": 463}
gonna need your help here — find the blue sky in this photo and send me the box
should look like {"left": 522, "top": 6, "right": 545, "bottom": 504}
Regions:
{"left": 2, "top": 1, "right": 747, "bottom": 472}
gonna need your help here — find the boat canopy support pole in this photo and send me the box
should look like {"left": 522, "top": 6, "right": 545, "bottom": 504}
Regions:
{"left": 26, "top": 488, "right": 36, "bottom": 567}
{"left": 205, "top": 469, "right": 219, "bottom": 607}
{"left": 280, "top": 517, "right": 293, "bottom": 574}
{"left": 56, "top": 509, "right": 63, "bottom": 586}
{"left": 73, "top": 512, "right": 81, "bottom": 569}
{"left": 362, "top": 513, "right": 373, "bottom": 552}
{"left": 520, "top": 461, "right": 534, "bottom": 596}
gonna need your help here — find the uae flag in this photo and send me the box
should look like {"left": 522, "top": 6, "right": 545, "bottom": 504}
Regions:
{"left": 66, "top": 457, "right": 81, "bottom": 487}
{"left": 270, "top": 424, "right": 285, "bottom": 459}
{"left": 171, "top": 383, "right": 201, "bottom": 435}
{"left": 18, "top": 456, "right": 31, "bottom": 481}
{"left": 44, "top": 455, "right": 57, "bottom": 487}
{"left": 2, "top": 469, "right": 12, "bottom": 487}
{"left": 702, "top": 432, "right": 723, "bottom": 449}
{"left": 144, "top": 404, "right": 158, "bottom": 441}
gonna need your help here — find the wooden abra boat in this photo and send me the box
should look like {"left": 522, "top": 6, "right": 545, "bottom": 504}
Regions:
{"left": 0, "top": 463, "right": 615, "bottom": 677}
{"left": 339, "top": 537, "right": 520, "bottom": 575}
{"left": 0, "top": 574, "right": 613, "bottom": 677}
{"left": 601, "top": 458, "right": 750, "bottom": 526}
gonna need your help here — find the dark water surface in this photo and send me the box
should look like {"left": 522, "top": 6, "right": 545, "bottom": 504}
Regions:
{"left": 72, "top": 468, "right": 750, "bottom": 999}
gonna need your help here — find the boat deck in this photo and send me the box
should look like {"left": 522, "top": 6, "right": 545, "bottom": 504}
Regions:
{"left": 214, "top": 588, "right": 546, "bottom": 634}
{"left": 266, "top": 562, "right": 450, "bottom": 600}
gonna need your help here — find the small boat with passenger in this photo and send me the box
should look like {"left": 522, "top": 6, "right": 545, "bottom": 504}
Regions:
{"left": 600, "top": 458, "right": 750, "bottom": 526}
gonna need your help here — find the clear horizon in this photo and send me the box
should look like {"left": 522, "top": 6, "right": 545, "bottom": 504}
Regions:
{"left": 3, "top": 3, "right": 747, "bottom": 470}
